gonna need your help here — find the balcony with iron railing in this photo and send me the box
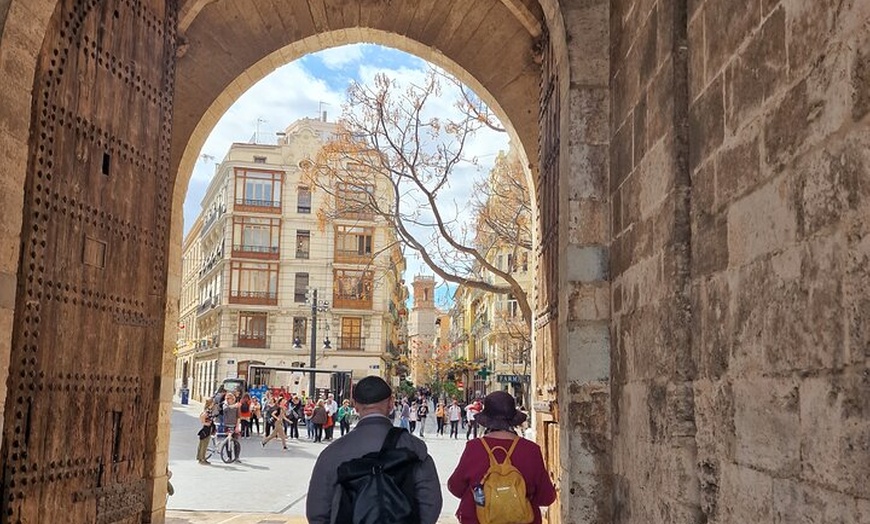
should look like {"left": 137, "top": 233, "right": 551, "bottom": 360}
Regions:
{"left": 199, "top": 205, "right": 226, "bottom": 237}
{"left": 229, "top": 290, "right": 278, "bottom": 306}
{"left": 336, "top": 204, "right": 376, "bottom": 221}
{"left": 334, "top": 248, "right": 374, "bottom": 264}
{"left": 194, "top": 335, "right": 221, "bottom": 352}
{"left": 196, "top": 296, "right": 221, "bottom": 315}
{"left": 333, "top": 295, "right": 373, "bottom": 310}
{"left": 336, "top": 336, "right": 365, "bottom": 351}
{"left": 231, "top": 244, "right": 280, "bottom": 260}
{"left": 233, "top": 334, "right": 271, "bottom": 348}
{"left": 234, "top": 197, "right": 281, "bottom": 214}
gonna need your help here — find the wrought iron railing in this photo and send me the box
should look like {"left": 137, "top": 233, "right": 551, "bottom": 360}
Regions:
{"left": 229, "top": 290, "right": 278, "bottom": 305}
{"left": 233, "top": 334, "right": 270, "bottom": 348}
{"left": 232, "top": 244, "right": 279, "bottom": 256}
{"left": 336, "top": 336, "right": 364, "bottom": 351}
{"left": 196, "top": 296, "right": 220, "bottom": 314}
{"left": 235, "top": 198, "right": 281, "bottom": 209}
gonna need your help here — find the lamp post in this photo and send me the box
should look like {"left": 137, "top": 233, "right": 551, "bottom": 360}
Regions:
{"left": 306, "top": 289, "right": 330, "bottom": 399}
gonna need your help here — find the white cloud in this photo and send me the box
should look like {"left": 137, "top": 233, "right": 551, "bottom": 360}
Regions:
{"left": 317, "top": 45, "right": 365, "bottom": 70}
{"left": 184, "top": 61, "right": 346, "bottom": 230}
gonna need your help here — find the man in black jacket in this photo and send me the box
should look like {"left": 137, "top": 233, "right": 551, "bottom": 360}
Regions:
{"left": 305, "top": 376, "right": 442, "bottom": 524}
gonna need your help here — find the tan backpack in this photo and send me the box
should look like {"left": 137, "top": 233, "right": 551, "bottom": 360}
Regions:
{"left": 475, "top": 437, "right": 535, "bottom": 524}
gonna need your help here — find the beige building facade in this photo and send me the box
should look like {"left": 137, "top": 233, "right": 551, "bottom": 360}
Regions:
{"left": 175, "top": 116, "right": 405, "bottom": 400}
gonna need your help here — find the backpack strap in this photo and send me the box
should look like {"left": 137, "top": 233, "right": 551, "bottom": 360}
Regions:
{"left": 481, "top": 437, "right": 520, "bottom": 466}
{"left": 380, "top": 426, "right": 406, "bottom": 452}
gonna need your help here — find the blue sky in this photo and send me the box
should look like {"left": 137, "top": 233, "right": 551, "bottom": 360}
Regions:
{"left": 183, "top": 44, "right": 509, "bottom": 308}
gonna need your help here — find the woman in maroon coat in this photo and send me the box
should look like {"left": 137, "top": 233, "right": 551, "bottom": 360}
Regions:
{"left": 448, "top": 391, "right": 557, "bottom": 523}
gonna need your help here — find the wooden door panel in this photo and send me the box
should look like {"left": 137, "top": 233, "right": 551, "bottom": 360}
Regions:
{"left": 1, "top": 0, "right": 178, "bottom": 522}
{"left": 535, "top": 30, "right": 561, "bottom": 522}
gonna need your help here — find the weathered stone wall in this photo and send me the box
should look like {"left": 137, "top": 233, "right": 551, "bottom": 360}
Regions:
{"left": 611, "top": 0, "right": 870, "bottom": 522}
{"left": 610, "top": 0, "right": 700, "bottom": 520}
{"left": 688, "top": 0, "right": 870, "bottom": 520}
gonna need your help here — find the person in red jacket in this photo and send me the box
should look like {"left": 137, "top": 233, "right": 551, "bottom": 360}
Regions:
{"left": 447, "top": 391, "right": 557, "bottom": 523}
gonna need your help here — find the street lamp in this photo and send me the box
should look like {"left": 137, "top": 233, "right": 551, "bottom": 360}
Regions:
{"left": 306, "top": 289, "right": 330, "bottom": 398}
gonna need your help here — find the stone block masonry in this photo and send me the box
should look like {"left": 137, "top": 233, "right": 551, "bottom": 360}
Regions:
{"left": 612, "top": 0, "right": 870, "bottom": 523}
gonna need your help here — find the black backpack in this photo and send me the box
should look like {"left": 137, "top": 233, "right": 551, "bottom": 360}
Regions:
{"left": 335, "top": 427, "right": 421, "bottom": 524}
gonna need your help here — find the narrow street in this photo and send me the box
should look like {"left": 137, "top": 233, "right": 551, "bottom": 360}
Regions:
{"left": 166, "top": 401, "right": 466, "bottom": 522}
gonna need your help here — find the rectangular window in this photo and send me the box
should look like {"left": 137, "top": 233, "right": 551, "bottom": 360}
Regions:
{"left": 297, "top": 186, "right": 312, "bottom": 213}
{"left": 253, "top": 155, "right": 267, "bottom": 164}
{"left": 339, "top": 317, "right": 363, "bottom": 350}
{"left": 237, "top": 312, "right": 267, "bottom": 347}
{"left": 234, "top": 169, "right": 282, "bottom": 212}
{"left": 229, "top": 262, "right": 278, "bottom": 305}
{"left": 232, "top": 216, "right": 280, "bottom": 257}
{"left": 333, "top": 269, "right": 373, "bottom": 309}
{"left": 294, "top": 273, "right": 309, "bottom": 303}
{"left": 506, "top": 294, "right": 519, "bottom": 318}
{"left": 334, "top": 225, "right": 373, "bottom": 262}
{"left": 296, "top": 230, "right": 310, "bottom": 259}
{"left": 292, "top": 317, "right": 308, "bottom": 344}
{"left": 336, "top": 181, "right": 375, "bottom": 220}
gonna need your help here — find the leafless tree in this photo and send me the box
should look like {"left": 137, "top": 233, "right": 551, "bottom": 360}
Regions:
{"left": 303, "top": 68, "right": 534, "bottom": 328}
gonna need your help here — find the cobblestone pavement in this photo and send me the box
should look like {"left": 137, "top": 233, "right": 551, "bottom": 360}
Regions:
{"left": 167, "top": 400, "right": 467, "bottom": 522}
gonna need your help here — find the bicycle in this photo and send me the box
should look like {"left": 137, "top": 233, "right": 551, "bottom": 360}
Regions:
{"left": 206, "top": 431, "right": 241, "bottom": 463}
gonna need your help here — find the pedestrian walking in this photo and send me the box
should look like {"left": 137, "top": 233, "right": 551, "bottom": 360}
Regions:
{"left": 304, "top": 398, "right": 316, "bottom": 439}
{"left": 447, "top": 399, "right": 462, "bottom": 439}
{"left": 263, "top": 396, "right": 276, "bottom": 437}
{"left": 196, "top": 399, "right": 215, "bottom": 464}
{"left": 311, "top": 400, "right": 328, "bottom": 443}
{"left": 400, "top": 398, "right": 411, "bottom": 430}
{"left": 448, "top": 391, "right": 557, "bottom": 523}
{"left": 306, "top": 376, "right": 443, "bottom": 524}
{"left": 261, "top": 399, "right": 288, "bottom": 450}
{"left": 435, "top": 401, "right": 446, "bottom": 436}
{"left": 465, "top": 399, "right": 481, "bottom": 440}
{"left": 251, "top": 396, "right": 261, "bottom": 435}
{"left": 417, "top": 400, "right": 429, "bottom": 437}
{"left": 337, "top": 399, "right": 353, "bottom": 437}
{"left": 323, "top": 393, "right": 338, "bottom": 441}
{"left": 288, "top": 394, "right": 303, "bottom": 439}
{"left": 212, "top": 386, "right": 226, "bottom": 432}
{"left": 409, "top": 401, "right": 418, "bottom": 434}
{"left": 239, "top": 393, "right": 252, "bottom": 438}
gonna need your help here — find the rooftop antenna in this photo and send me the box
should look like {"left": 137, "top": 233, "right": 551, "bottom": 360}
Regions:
{"left": 254, "top": 117, "right": 267, "bottom": 143}
{"left": 318, "top": 101, "right": 330, "bottom": 122}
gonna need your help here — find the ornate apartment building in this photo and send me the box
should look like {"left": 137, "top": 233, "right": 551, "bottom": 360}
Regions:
{"left": 175, "top": 116, "right": 406, "bottom": 400}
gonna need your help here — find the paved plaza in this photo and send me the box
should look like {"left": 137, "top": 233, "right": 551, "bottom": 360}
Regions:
{"left": 166, "top": 401, "right": 469, "bottom": 522}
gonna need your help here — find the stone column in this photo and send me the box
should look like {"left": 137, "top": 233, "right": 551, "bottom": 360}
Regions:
{"left": 560, "top": 0, "right": 614, "bottom": 522}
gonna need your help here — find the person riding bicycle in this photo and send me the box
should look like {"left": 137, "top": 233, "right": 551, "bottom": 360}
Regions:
{"left": 222, "top": 392, "right": 242, "bottom": 463}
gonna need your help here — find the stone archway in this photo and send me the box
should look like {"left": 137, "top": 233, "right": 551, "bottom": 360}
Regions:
{"left": 0, "top": 1, "right": 619, "bottom": 522}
